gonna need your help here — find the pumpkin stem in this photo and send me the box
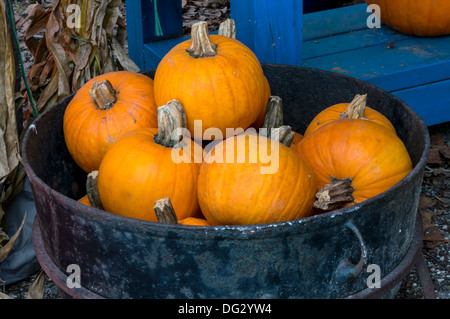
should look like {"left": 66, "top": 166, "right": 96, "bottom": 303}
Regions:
{"left": 89, "top": 79, "right": 117, "bottom": 110}
{"left": 340, "top": 94, "right": 368, "bottom": 120}
{"left": 260, "top": 96, "right": 294, "bottom": 147}
{"left": 218, "top": 19, "right": 236, "bottom": 39}
{"left": 153, "top": 99, "right": 187, "bottom": 148}
{"left": 262, "top": 96, "right": 284, "bottom": 133}
{"left": 86, "top": 170, "right": 104, "bottom": 210}
{"left": 271, "top": 125, "right": 295, "bottom": 147}
{"left": 314, "top": 177, "right": 355, "bottom": 211}
{"left": 154, "top": 197, "right": 178, "bottom": 224}
{"left": 186, "top": 21, "right": 217, "bottom": 58}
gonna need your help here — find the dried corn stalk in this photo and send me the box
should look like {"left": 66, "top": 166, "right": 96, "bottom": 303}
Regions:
{"left": 20, "top": 0, "right": 138, "bottom": 121}
{"left": 0, "top": 0, "right": 21, "bottom": 248}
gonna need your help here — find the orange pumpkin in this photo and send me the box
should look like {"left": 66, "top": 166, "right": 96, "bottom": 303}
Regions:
{"left": 97, "top": 100, "right": 203, "bottom": 222}
{"left": 290, "top": 132, "right": 304, "bottom": 149}
{"left": 154, "top": 197, "right": 210, "bottom": 226}
{"left": 154, "top": 21, "right": 270, "bottom": 141}
{"left": 295, "top": 119, "right": 413, "bottom": 211}
{"left": 63, "top": 71, "right": 158, "bottom": 173}
{"left": 178, "top": 217, "right": 211, "bottom": 226}
{"left": 366, "top": 0, "right": 450, "bottom": 37}
{"left": 198, "top": 132, "right": 317, "bottom": 225}
{"left": 78, "top": 195, "right": 91, "bottom": 206}
{"left": 304, "top": 94, "right": 396, "bottom": 137}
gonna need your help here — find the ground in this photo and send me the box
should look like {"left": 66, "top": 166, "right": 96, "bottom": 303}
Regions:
{"left": 1, "top": 0, "right": 449, "bottom": 299}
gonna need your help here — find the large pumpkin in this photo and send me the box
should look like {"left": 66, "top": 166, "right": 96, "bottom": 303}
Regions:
{"left": 295, "top": 119, "right": 413, "bottom": 211}
{"left": 154, "top": 21, "right": 271, "bottom": 141}
{"left": 366, "top": 0, "right": 450, "bottom": 37}
{"left": 304, "top": 94, "right": 396, "bottom": 137}
{"left": 63, "top": 71, "right": 158, "bottom": 173}
{"left": 97, "top": 100, "right": 203, "bottom": 222}
{"left": 198, "top": 132, "right": 317, "bottom": 225}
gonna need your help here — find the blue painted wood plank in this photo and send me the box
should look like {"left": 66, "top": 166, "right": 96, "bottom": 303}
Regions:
{"left": 303, "top": 3, "right": 369, "bottom": 41}
{"left": 231, "top": 0, "right": 303, "bottom": 65}
{"left": 302, "top": 36, "right": 450, "bottom": 92}
{"left": 303, "top": 27, "right": 410, "bottom": 60}
{"left": 125, "top": 0, "right": 145, "bottom": 70}
{"left": 366, "top": 61, "right": 450, "bottom": 92}
{"left": 229, "top": 0, "right": 254, "bottom": 52}
{"left": 392, "top": 79, "right": 450, "bottom": 126}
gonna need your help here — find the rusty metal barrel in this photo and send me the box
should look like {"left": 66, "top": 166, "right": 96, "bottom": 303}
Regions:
{"left": 22, "top": 65, "right": 430, "bottom": 299}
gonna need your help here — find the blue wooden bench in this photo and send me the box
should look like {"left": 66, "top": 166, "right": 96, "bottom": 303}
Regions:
{"left": 125, "top": 1, "right": 450, "bottom": 126}
{"left": 302, "top": 4, "right": 450, "bottom": 127}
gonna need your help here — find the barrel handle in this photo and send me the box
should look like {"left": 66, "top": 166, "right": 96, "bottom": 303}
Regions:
{"left": 334, "top": 220, "right": 367, "bottom": 285}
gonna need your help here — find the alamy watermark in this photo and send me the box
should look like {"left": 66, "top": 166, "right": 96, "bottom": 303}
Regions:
{"left": 367, "top": 264, "right": 381, "bottom": 289}
{"left": 66, "top": 264, "right": 81, "bottom": 289}
{"left": 367, "top": 4, "right": 382, "bottom": 29}
{"left": 66, "top": 4, "right": 81, "bottom": 29}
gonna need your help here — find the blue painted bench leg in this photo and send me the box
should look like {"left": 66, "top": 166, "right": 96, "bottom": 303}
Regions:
{"left": 231, "top": 0, "right": 303, "bottom": 65}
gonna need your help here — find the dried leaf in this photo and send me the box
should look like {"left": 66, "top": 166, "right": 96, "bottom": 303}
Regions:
{"left": 0, "top": 211, "right": 27, "bottom": 263}
{"left": 419, "top": 196, "right": 437, "bottom": 210}
{"left": 36, "top": 69, "right": 59, "bottom": 112}
{"left": 0, "top": 0, "right": 20, "bottom": 185}
{"left": 103, "top": 5, "right": 120, "bottom": 37}
{"left": 426, "top": 148, "right": 442, "bottom": 165}
{"left": 423, "top": 231, "right": 450, "bottom": 249}
{"left": 420, "top": 209, "right": 435, "bottom": 231}
{"left": 46, "top": 5, "right": 71, "bottom": 98}
{"left": 0, "top": 291, "right": 13, "bottom": 299}
{"left": 21, "top": 0, "right": 134, "bottom": 120}
{"left": 111, "top": 37, "right": 140, "bottom": 73}
{"left": 26, "top": 269, "right": 46, "bottom": 299}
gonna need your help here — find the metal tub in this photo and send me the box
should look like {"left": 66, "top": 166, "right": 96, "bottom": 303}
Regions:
{"left": 22, "top": 64, "right": 430, "bottom": 299}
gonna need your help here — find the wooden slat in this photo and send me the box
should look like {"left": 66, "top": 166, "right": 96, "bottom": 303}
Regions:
{"left": 303, "top": 27, "right": 410, "bottom": 60}
{"left": 302, "top": 36, "right": 450, "bottom": 92}
{"left": 366, "top": 61, "right": 450, "bottom": 92}
{"left": 392, "top": 79, "right": 450, "bottom": 126}
{"left": 303, "top": 4, "right": 369, "bottom": 41}
{"left": 125, "top": 0, "right": 145, "bottom": 69}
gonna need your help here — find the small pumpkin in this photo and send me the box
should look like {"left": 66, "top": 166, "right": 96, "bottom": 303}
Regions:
{"left": 154, "top": 21, "right": 271, "bottom": 140}
{"left": 304, "top": 94, "right": 396, "bottom": 137}
{"left": 295, "top": 119, "right": 413, "bottom": 211}
{"left": 63, "top": 71, "right": 158, "bottom": 173}
{"left": 154, "top": 197, "right": 210, "bottom": 226}
{"left": 217, "top": 19, "right": 272, "bottom": 131}
{"left": 365, "top": 0, "right": 450, "bottom": 37}
{"left": 97, "top": 100, "right": 203, "bottom": 222}
{"left": 179, "top": 217, "right": 211, "bottom": 226}
{"left": 197, "top": 131, "right": 316, "bottom": 225}
{"left": 78, "top": 195, "right": 91, "bottom": 206}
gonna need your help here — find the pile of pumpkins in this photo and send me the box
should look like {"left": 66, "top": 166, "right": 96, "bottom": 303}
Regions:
{"left": 64, "top": 20, "right": 413, "bottom": 227}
